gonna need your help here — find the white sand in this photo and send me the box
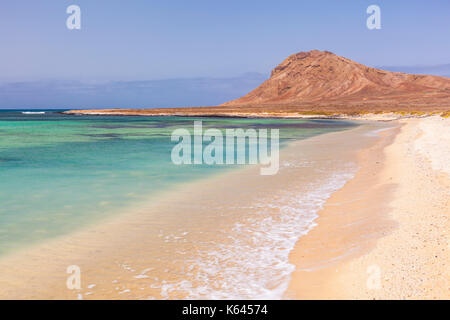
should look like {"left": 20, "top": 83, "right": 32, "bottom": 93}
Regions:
{"left": 415, "top": 116, "right": 450, "bottom": 176}
{"left": 288, "top": 116, "right": 449, "bottom": 299}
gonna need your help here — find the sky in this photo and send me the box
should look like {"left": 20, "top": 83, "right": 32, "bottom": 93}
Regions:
{"left": 0, "top": 0, "right": 449, "bottom": 108}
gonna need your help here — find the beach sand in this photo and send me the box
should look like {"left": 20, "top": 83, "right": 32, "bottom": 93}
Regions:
{"left": 286, "top": 116, "right": 449, "bottom": 299}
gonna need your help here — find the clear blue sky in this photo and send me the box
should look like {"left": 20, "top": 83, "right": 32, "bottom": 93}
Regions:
{"left": 0, "top": 0, "right": 449, "bottom": 108}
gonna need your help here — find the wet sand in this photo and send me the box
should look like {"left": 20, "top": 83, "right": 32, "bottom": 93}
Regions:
{"left": 287, "top": 117, "right": 449, "bottom": 299}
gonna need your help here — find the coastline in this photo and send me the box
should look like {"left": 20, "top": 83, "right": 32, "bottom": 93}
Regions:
{"left": 287, "top": 116, "right": 449, "bottom": 299}
{"left": 0, "top": 116, "right": 447, "bottom": 299}
{"left": 62, "top": 108, "right": 450, "bottom": 121}
{"left": 0, "top": 120, "right": 386, "bottom": 299}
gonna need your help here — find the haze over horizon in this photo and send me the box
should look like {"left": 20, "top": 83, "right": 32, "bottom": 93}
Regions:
{"left": 1, "top": 0, "right": 449, "bottom": 108}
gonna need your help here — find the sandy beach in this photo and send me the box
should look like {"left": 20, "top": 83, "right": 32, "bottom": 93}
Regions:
{"left": 287, "top": 116, "right": 449, "bottom": 299}
{"left": 0, "top": 116, "right": 447, "bottom": 299}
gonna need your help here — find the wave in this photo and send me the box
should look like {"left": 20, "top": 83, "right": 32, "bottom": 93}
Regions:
{"left": 152, "top": 162, "right": 357, "bottom": 299}
{"left": 21, "top": 111, "right": 46, "bottom": 115}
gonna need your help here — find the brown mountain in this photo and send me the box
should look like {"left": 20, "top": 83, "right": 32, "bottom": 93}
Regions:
{"left": 222, "top": 50, "right": 450, "bottom": 112}
{"left": 66, "top": 50, "right": 450, "bottom": 117}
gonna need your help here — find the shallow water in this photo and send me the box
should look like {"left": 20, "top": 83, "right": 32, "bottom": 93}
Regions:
{"left": 0, "top": 110, "right": 356, "bottom": 257}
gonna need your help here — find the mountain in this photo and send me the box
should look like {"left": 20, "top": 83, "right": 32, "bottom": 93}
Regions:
{"left": 65, "top": 50, "right": 450, "bottom": 116}
{"left": 222, "top": 50, "right": 450, "bottom": 112}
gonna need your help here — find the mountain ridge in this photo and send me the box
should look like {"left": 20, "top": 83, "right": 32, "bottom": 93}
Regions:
{"left": 222, "top": 50, "right": 450, "bottom": 108}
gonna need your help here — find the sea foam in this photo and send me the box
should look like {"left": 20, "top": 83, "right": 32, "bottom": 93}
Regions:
{"left": 154, "top": 163, "right": 357, "bottom": 299}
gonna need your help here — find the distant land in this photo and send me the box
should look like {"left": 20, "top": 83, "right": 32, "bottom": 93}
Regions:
{"left": 0, "top": 73, "right": 267, "bottom": 109}
{"left": 379, "top": 64, "right": 450, "bottom": 79}
{"left": 64, "top": 50, "right": 450, "bottom": 117}
{"left": 3, "top": 53, "right": 450, "bottom": 111}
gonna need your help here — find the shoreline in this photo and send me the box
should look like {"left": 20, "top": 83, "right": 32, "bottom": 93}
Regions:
{"left": 61, "top": 109, "right": 450, "bottom": 121}
{"left": 287, "top": 116, "right": 449, "bottom": 299}
{"left": 0, "top": 120, "right": 385, "bottom": 299}
{"left": 0, "top": 117, "right": 447, "bottom": 299}
{"left": 285, "top": 123, "right": 400, "bottom": 299}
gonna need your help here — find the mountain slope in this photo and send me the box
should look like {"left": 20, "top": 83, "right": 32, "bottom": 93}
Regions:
{"left": 222, "top": 50, "right": 450, "bottom": 108}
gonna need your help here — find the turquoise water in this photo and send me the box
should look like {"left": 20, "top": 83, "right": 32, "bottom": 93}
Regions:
{"left": 0, "top": 110, "right": 356, "bottom": 256}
